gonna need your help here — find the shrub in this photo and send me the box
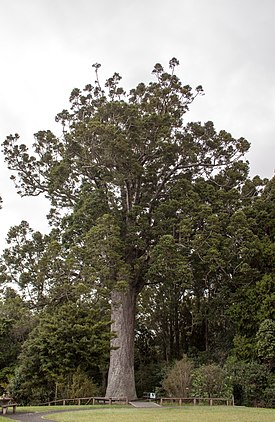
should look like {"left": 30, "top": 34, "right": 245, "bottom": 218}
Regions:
{"left": 226, "top": 358, "right": 272, "bottom": 407}
{"left": 67, "top": 367, "right": 99, "bottom": 398}
{"left": 192, "top": 364, "right": 232, "bottom": 398}
{"left": 162, "top": 355, "right": 193, "bottom": 397}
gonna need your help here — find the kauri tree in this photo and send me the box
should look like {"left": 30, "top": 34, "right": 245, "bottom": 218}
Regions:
{"left": 2, "top": 59, "right": 250, "bottom": 399}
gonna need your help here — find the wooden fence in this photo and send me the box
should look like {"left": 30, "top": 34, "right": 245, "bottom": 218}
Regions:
{"left": 40, "top": 396, "right": 129, "bottom": 406}
{"left": 40, "top": 396, "right": 233, "bottom": 407}
{"left": 159, "top": 397, "right": 234, "bottom": 406}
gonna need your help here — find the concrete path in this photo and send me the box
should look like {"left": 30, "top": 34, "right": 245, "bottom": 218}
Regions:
{"left": 1, "top": 408, "right": 89, "bottom": 422}
{"left": 129, "top": 401, "right": 161, "bottom": 408}
{"left": 2, "top": 411, "right": 54, "bottom": 422}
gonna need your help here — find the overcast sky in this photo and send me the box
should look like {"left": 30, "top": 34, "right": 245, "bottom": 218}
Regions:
{"left": 0, "top": 0, "right": 274, "bottom": 249}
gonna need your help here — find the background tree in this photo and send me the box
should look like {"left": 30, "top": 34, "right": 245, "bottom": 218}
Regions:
{"left": 0, "top": 287, "right": 34, "bottom": 393}
{"left": 136, "top": 169, "right": 264, "bottom": 365}
{"left": 0, "top": 221, "right": 53, "bottom": 308}
{"left": 11, "top": 301, "right": 110, "bottom": 403}
{"left": 228, "top": 176, "right": 275, "bottom": 361}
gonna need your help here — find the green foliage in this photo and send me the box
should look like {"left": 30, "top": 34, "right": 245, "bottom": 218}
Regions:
{"left": 228, "top": 177, "right": 275, "bottom": 363}
{"left": 256, "top": 319, "right": 275, "bottom": 368}
{"left": 83, "top": 214, "right": 131, "bottom": 292}
{"left": 162, "top": 357, "right": 231, "bottom": 399}
{"left": 232, "top": 334, "right": 256, "bottom": 361}
{"left": 0, "top": 221, "right": 58, "bottom": 308}
{"left": 256, "top": 275, "right": 275, "bottom": 321}
{"left": 11, "top": 302, "right": 110, "bottom": 403}
{"left": 62, "top": 367, "right": 99, "bottom": 399}
{"left": 0, "top": 288, "right": 34, "bottom": 390}
{"left": 192, "top": 364, "right": 232, "bottom": 398}
{"left": 148, "top": 235, "right": 191, "bottom": 285}
{"left": 226, "top": 358, "right": 273, "bottom": 407}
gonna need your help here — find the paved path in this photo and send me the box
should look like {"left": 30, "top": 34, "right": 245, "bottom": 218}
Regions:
{"left": 129, "top": 401, "right": 161, "bottom": 408}
{"left": 1, "top": 408, "right": 89, "bottom": 422}
{"left": 2, "top": 411, "right": 53, "bottom": 422}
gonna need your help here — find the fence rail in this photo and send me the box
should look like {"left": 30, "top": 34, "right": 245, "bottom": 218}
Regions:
{"left": 39, "top": 396, "right": 233, "bottom": 407}
{"left": 159, "top": 397, "right": 234, "bottom": 406}
{"left": 39, "top": 396, "right": 129, "bottom": 406}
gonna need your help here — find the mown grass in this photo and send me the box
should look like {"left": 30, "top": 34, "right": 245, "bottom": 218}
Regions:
{"left": 1, "top": 405, "right": 274, "bottom": 422}
{"left": 44, "top": 406, "right": 275, "bottom": 422}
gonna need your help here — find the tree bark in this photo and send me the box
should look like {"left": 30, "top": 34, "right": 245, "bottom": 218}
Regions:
{"left": 105, "top": 286, "right": 137, "bottom": 400}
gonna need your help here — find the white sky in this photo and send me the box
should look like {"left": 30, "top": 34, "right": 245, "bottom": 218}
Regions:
{"left": 0, "top": 0, "right": 274, "bottom": 249}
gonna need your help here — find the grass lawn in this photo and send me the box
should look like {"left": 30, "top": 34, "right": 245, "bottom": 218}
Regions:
{"left": 44, "top": 406, "right": 275, "bottom": 422}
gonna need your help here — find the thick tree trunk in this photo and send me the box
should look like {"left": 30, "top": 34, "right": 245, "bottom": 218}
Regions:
{"left": 105, "top": 286, "right": 137, "bottom": 400}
